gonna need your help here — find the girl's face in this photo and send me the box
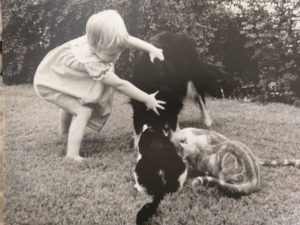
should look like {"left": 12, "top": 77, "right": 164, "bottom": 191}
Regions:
{"left": 95, "top": 46, "right": 123, "bottom": 63}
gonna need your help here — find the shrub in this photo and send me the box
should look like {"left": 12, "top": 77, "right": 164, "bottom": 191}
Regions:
{"left": 2, "top": 0, "right": 300, "bottom": 105}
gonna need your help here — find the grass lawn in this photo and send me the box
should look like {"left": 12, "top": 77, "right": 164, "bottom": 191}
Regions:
{"left": 0, "top": 82, "right": 4, "bottom": 225}
{"left": 3, "top": 84, "right": 300, "bottom": 225}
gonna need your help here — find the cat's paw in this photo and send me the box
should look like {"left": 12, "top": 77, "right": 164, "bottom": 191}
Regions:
{"left": 192, "top": 177, "right": 204, "bottom": 188}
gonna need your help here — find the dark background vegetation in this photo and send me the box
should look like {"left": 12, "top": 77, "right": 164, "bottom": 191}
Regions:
{"left": 2, "top": 0, "right": 300, "bottom": 104}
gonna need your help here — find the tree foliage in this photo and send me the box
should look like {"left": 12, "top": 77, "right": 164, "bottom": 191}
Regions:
{"left": 2, "top": 0, "right": 300, "bottom": 104}
{"left": 238, "top": 0, "right": 300, "bottom": 104}
{"left": 2, "top": 0, "right": 133, "bottom": 83}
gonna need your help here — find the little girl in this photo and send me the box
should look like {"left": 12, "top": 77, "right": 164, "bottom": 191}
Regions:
{"left": 34, "top": 10, "right": 165, "bottom": 162}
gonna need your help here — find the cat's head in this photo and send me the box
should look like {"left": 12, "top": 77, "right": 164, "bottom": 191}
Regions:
{"left": 179, "top": 139, "right": 214, "bottom": 169}
{"left": 178, "top": 142, "right": 200, "bottom": 161}
{"left": 176, "top": 134, "right": 209, "bottom": 156}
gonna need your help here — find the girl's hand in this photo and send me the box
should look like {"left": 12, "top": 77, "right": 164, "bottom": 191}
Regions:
{"left": 149, "top": 48, "right": 164, "bottom": 63}
{"left": 145, "top": 91, "right": 166, "bottom": 115}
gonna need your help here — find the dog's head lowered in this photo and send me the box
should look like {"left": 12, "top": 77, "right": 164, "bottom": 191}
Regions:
{"left": 138, "top": 125, "right": 170, "bottom": 153}
{"left": 135, "top": 125, "right": 187, "bottom": 195}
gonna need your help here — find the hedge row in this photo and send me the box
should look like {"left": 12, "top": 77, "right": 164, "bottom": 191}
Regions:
{"left": 2, "top": 0, "right": 300, "bottom": 104}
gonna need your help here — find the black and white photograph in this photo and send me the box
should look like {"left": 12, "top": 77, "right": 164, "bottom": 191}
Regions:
{"left": 1, "top": 0, "right": 300, "bottom": 224}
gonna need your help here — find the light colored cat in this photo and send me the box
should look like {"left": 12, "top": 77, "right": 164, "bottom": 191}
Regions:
{"left": 172, "top": 128, "right": 300, "bottom": 195}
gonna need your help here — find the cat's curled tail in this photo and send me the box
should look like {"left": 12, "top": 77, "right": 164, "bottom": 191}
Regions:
{"left": 192, "top": 159, "right": 300, "bottom": 195}
{"left": 191, "top": 176, "right": 260, "bottom": 195}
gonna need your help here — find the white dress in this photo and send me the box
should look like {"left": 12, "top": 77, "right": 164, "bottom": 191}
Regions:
{"left": 34, "top": 35, "right": 114, "bottom": 131}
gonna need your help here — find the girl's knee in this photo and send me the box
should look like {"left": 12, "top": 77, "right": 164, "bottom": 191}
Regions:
{"left": 77, "top": 106, "right": 93, "bottom": 120}
{"left": 59, "top": 109, "right": 73, "bottom": 119}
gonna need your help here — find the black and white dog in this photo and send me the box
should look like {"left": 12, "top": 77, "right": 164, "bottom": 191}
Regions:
{"left": 134, "top": 125, "right": 187, "bottom": 225}
{"left": 131, "top": 31, "right": 214, "bottom": 149}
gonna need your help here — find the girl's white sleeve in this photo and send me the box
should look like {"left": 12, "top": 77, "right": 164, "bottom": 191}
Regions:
{"left": 84, "top": 61, "right": 113, "bottom": 81}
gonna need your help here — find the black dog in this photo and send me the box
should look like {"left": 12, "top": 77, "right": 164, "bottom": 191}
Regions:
{"left": 134, "top": 126, "right": 187, "bottom": 225}
{"left": 131, "top": 31, "right": 215, "bottom": 148}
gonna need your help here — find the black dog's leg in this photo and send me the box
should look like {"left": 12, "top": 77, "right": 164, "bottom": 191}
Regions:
{"left": 195, "top": 93, "right": 212, "bottom": 129}
{"left": 192, "top": 81, "right": 212, "bottom": 129}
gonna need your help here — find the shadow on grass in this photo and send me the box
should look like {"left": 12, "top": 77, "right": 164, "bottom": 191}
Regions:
{"left": 180, "top": 118, "right": 230, "bottom": 131}
{"left": 192, "top": 185, "right": 243, "bottom": 200}
{"left": 80, "top": 132, "right": 133, "bottom": 157}
{"left": 180, "top": 121, "right": 204, "bottom": 129}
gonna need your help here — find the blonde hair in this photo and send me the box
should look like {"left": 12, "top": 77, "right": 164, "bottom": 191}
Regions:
{"left": 86, "top": 10, "right": 129, "bottom": 50}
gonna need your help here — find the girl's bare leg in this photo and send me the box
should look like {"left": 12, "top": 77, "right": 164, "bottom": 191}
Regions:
{"left": 66, "top": 106, "right": 93, "bottom": 162}
{"left": 58, "top": 109, "right": 73, "bottom": 136}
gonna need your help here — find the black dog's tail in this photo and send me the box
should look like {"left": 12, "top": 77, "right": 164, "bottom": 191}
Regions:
{"left": 136, "top": 192, "right": 165, "bottom": 225}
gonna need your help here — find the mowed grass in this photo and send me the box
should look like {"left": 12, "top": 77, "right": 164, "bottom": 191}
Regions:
{"left": 0, "top": 82, "right": 4, "bottom": 225}
{"left": 3, "top": 84, "right": 300, "bottom": 225}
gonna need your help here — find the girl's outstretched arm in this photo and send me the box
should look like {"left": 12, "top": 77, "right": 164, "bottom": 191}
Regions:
{"left": 101, "top": 73, "right": 165, "bottom": 115}
{"left": 127, "top": 36, "right": 164, "bottom": 62}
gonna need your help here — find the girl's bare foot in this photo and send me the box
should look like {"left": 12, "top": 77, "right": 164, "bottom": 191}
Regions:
{"left": 65, "top": 155, "right": 85, "bottom": 162}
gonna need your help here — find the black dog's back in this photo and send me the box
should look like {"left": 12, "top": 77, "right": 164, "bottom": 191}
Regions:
{"left": 132, "top": 31, "right": 207, "bottom": 97}
{"left": 131, "top": 31, "right": 214, "bottom": 138}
